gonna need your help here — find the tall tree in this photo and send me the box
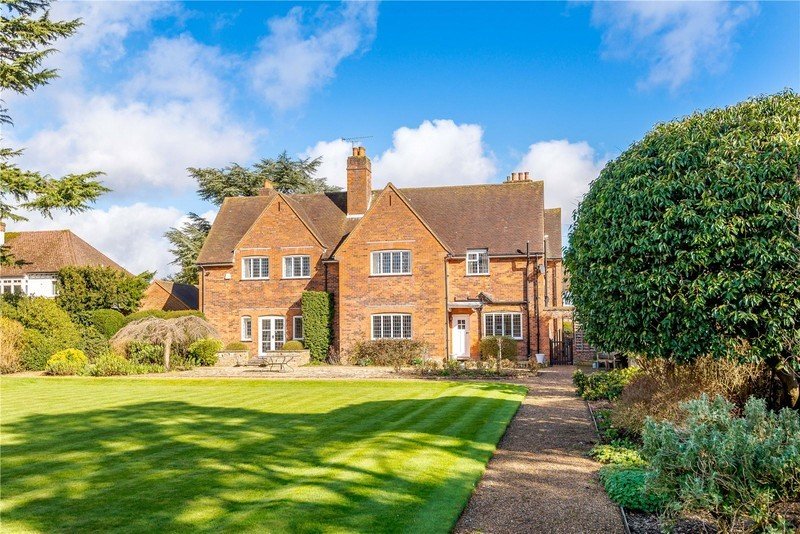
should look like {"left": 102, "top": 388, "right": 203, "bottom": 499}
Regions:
{"left": 0, "top": 0, "right": 108, "bottom": 227}
{"left": 168, "top": 152, "right": 340, "bottom": 283}
{"left": 565, "top": 92, "right": 800, "bottom": 407}
{"left": 164, "top": 213, "right": 211, "bottom": 285}
{"left": 190, "top": 151, "right": 339, "bottom": 206}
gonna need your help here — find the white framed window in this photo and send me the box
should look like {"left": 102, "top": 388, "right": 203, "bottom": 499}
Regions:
{"left": 466, "top": 249, "right": 489, "bottom": 275}
{"left": 293, "top": 316, "right": 304, "bottom": 340}
{"left": 371, "top": 314, "right": 412, "bottom": 339}
{"left": 241, "top": 316, "right": 252, "bottom": 341}
{"left": 283, "top": 255, "right": 311, "bottom": 278}
{"left": 242, "top": 257, "right": 269, "bottom": 279}
{"left": 371, "top": 250, "right": 412, "bottom": 275}
{"left": 0, "top": 278, "right": 24, "bottom": 295}
{"left": 484, "top": 312, "right": 523, "bottom": 339}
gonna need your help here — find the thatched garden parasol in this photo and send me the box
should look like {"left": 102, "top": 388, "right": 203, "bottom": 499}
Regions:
{"left": 110, "top": 316, "right": 219, "bottom": 370}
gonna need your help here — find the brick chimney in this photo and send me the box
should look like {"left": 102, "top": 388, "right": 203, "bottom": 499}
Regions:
{"left": 347, "top": 146, "right": 372, "bottom": 217}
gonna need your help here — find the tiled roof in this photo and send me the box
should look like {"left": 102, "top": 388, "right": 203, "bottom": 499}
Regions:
{"left": 1, "top": 230, "right": 128, "bottom": 276}
{"left": 197, "top": 180, "right": 555, "bottom": 264}
{"left": 196, "top": 194, "right": 274, "bottom": 264}
{"left": 544, "top": 208, "right": 563, "bottom": 259}
{"left": 154, "top": 280, "right": 199, "bottom": 309}
{"left": 398, "top": 181, "right": 545, "bottom": 255}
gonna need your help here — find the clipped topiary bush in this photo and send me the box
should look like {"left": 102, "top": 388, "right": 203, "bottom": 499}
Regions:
{"left": 89, "top": 309, "right": 125, "bottom": 338}
{"left": 187, "top": 338, "right": 223, "bottom": 366}
{"left": 45, "top": 349, "right": 88, "bottom": 376}
{"left": 282, "top": 340, "right": 304, "bottom": 351}
{"left": 301, "top": 291, "right": 333, "bottom": 362}
{"left": 225, "top": 341, "right": 247, "bottom": 351}
{"left": 479, "top": 336, "right": 517, "bottom": 360}
{"left": 20, "top": 330, "right": 64, "bottom": 371}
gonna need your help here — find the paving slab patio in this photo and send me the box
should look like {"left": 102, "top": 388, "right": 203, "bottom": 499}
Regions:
{"left": 455, "top": 365, "right": 624, "bottom": 534}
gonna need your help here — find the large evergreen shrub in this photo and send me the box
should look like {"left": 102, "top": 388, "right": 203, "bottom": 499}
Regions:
{"left": 301, "top": 291, "right": 333, "bottom": 362}
{"left": 565, "top": 92, "right": 800, "bottom": 407}
{"left": 57, "top": 266, "right": 151, "bottom": 320}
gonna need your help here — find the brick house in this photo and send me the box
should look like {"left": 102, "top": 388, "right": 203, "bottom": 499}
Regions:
{"left": 197, "top": 147, "right": 568, "bottom": 362}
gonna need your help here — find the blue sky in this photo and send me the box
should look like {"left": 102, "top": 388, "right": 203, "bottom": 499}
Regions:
{"left": 9, "top": 1, "right": 799, "bottom": 275}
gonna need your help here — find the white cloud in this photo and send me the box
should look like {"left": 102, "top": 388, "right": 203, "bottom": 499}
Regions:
{"left": 516, "top": 140, "right": 607, "bottom": 234}
{"left": 592, "top": 1, "right": 758, "bottom": 90}
{"left": 16, "top": 93, "right": 256, "bottom": 193}
{"left": 13, "top": 204, "right": 186, "bottom": 276}
{"left": 12, "top": 34, "right": 258, "bottom": 194}
{"left": 49, "top": 1, "right": 176, "bottom": 81}
{"left": 250, "top": 2, "right": 378, "bottom": 109}
{"left": 301, "top": 138, "right": 352, "bottom": 188}
{"left": 373, "top": 120, "right": 496, "bottom": 187}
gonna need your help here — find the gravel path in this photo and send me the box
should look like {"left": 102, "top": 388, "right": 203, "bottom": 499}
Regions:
{"left": 455, "top": 366, "right": 624, "bottom": 534}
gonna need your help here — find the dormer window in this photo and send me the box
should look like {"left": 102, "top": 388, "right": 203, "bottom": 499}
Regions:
{"left": 283, "top": 255, "right": 311, "bottom": 279}
{"left": 466, "top": 249, "right": 489, "bottom": 276}
{"left": 371, "top": 250, "right": 411, "bottom": 276}
{"left": 242, "top": 257, "right": 269, "bottom": 280}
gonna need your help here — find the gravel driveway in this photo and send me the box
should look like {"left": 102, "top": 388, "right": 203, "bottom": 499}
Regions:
{"left": 455, "top": 366, "right": 624, "bottom": 534}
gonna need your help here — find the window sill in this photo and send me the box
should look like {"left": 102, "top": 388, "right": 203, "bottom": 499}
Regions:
{"left": 466, "top": 273, "right": 490, "bottom": 277}
{"left": 241, "top": 278, "right": 269, "bottom": 281}
{"left": 369, "top": 273, "right": 413, "bottom": 277}
{"left": 282, "top": 276, "right": 312, "bottom": 280}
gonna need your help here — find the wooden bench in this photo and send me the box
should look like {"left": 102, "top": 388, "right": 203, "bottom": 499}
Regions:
{"left": 245, "top": 354, "right": 298, "bottom": 373}
{"left": 595, "top": 351, "right": 619, "bottom": 370}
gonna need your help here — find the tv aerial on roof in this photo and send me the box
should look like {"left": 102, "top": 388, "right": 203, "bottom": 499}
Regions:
{"left": 341, "top": 136, "right": 372, "bottom": 147}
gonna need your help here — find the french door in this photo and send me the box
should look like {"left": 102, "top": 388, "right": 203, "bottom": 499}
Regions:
{"left": 259, "top": 316, "right": 285, "bottom": 353}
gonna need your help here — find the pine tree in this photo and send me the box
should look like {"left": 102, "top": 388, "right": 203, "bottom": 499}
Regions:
{"left": 164, "top": 213, "right": 212, "bottom": 285}
{"left": 190, "top": 151, "right": 339, "bottom": 206}
{"left": 1, "top": 0, "right": 109, "bottom": 229}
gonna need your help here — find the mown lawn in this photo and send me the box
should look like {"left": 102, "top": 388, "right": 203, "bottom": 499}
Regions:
{"left": 1, "top": 377, "right": 525, "bottom": 533}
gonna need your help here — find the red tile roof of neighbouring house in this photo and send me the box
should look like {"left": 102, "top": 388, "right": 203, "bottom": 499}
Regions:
{"left": 1, "top": 230, "right": 129, "bottom": 276}
{"left": 197, "top": 180, "right": 554, "bottom": 265}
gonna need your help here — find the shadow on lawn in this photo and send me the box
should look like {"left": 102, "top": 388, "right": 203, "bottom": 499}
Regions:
{"left": 2, "top": 392, "right": 521, "bottom": 533}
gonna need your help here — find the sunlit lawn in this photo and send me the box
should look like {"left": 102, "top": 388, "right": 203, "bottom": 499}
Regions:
{"left": 1, "top": 377, "right": 525, "bottom": 533}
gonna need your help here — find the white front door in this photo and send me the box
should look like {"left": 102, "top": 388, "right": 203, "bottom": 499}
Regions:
{"left": 259, "top": 316, "right": 285, "bottom": 353}
{"left": 451, "top": 315, "right": 470, "bottom": 358}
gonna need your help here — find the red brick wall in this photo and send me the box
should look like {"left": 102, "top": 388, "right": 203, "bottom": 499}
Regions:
{"left": 336, "top": 188, "right": 448, "bottom": 358}
{"left": 200, "top": 197, "right": 326, "bottom": 355}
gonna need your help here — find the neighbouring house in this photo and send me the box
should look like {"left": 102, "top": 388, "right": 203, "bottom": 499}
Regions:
{"left": 141, "top": 279, "right": 199, "bottom": 311}
{"left": 0, "top": 224, "right": 128, "bottom": 297}
{"left": 197, "top": 147, "right": 571, "bottom": 362}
